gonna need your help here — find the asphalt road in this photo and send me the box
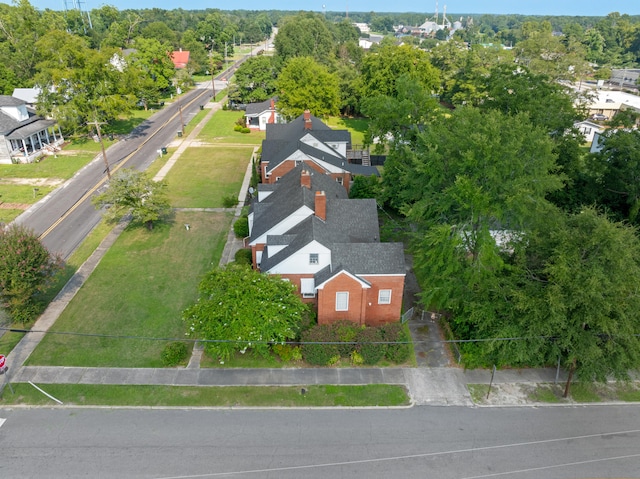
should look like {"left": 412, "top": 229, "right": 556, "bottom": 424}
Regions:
{"left": 15, "top": 86, "right": 211, "bottom": 260}
{"left": 15, "top": 42, "right": 267, "bottom": 260}
{"left": 1, "top": 405, "right": 639, "bottom": 478}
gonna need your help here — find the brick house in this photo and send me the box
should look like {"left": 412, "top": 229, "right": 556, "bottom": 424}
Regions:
{"left": 260, "top": 110, "right": 378, "bottom": 195}
{"left": 248, "top": 164, "right": 405, "bottom": 326}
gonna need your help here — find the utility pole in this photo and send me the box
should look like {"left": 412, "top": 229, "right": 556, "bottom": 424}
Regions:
{"left": 210, "top": 39, "right": 216, "bottom": 100}
{"left": 87, "top": 119, "right": 111, "bottom": 179}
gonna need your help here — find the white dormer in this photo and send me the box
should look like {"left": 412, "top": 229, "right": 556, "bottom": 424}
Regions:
{"left": 1, "top": 103, "right": 29, "bottom": 122}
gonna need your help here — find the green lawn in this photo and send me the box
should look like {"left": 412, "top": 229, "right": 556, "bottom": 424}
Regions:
{"left": 326, "top": 116, "right": 369, "bottom": 146}
{"left": 27, "top": 210, "right": 230, "bottom": 367}
{"left": 165, "top": 146, "right": 252, "bottom": 208}
{"left": 0, "top": 149, "right": 100, "bottom": 179}
{"left": 0, "top": 383, "right": 410, "bottom": 407}
{"left": 108, "top": 109, "right": 155, "bottom": 135}
{"left": 197, "top": 110, "right": 265, "bottom": 144}
{"left": 0, "top": 142, "right": 108, "bottom": 222}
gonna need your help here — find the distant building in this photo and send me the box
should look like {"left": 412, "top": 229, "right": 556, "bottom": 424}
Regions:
{"left": 353, "top": 22, "right": 370, "bottom": 34}
{"left": 170, "top": 49, "right": 190, "bottom": 69}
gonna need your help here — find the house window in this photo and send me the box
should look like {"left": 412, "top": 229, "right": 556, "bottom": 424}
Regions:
{"left": 275, "top": 176, "right": 281, "bottom": 182}
{"left": 295, "top": 160, "right": 302, "bottom": 166}
{"left": 378, "top": 289, "right": 392, "bottom": 304}
{"left": 300, "top": 278, "right": 316, "bottom": 298}
{"left": 336, "top": 177, "right": 343, "bottom": 185}
{"left": 309, "top": 253, "right": 319, "bottom": 264}
{"left": 336, "top": 292, "right": 349, "bottom": 311}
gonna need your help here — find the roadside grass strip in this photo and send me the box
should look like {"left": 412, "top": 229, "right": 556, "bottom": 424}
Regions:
{"left": 0, "top": 384, "right": 410, "bottom": 407}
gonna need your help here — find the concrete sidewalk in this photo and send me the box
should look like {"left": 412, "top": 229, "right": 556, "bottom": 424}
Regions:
{"left": 9, "top": 364, "right": 571, "bottom": 406}
{"left": 3, "top": 92, "right": 626, "bottom": 408}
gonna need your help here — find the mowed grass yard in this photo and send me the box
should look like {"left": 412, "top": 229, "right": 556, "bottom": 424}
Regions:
{"left": 197, "top": 110, "right": 265, "bottom": 144}
{"left": 165, "top": 146, "right": 253, "bottom": 208}
{"left": 27, "top": 210, "right": 230, "bottom": 367}
{"left": 27, "top": 105, "right": 256, "bottom": 367}
{"left": 0, "top": 140, "right": 111, "bottom": 223}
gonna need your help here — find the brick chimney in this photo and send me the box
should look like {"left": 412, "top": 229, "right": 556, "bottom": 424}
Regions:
{"left": 301, "top": 169, "right": 311, "bottom": 188}
{"left": 315, "top": 191, "right": 326, "bottom": 221}
{"left": 303, "top": 109, "right": 312, "bottom": 130}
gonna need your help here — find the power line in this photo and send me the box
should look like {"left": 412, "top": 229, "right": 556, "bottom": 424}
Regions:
{"left": 0, "top": 326, "right": 558, "bottom": 345}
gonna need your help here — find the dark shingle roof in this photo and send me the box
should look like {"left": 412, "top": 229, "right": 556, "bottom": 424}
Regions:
{"left": 255, "top": 165, "right": 405, "bottom": 281}
{"left": 259, "top": 198, "right": 381, "bottom": 271}
{"left": 245, "top": 98, "right": 274, "bottom": 116}
{"left": 250, "top": 164, "right": 347, "bottom": 242}
{"left": 331, "top": 242, "right": 406, "bottom": 275}
{"left": 0, "top": 95, "right": 26, "bottom": 107}
{"left": 265, "top": 112, "right": 347, "bottom": 144}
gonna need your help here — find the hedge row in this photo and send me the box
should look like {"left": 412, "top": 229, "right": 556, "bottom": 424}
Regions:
{"left": 300, "top": 320, "right": 410, "bottom": 366}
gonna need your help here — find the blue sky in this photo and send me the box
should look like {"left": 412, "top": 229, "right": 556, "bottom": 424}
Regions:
{"left": 13, "top": 0, "right": 640, "bottom": 16}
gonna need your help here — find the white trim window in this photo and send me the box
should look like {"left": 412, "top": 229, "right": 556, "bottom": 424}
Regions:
{"left": 309, "top": 253, "right": 319, "bottom": 264}
{"left": 300, "top": 278, "right": 316, "bottom": 298}
{"left": 336, "top": 292, "right": 349, "bottom": 311}
{"left": 378, "top": 289, "right": 392, "bottom": 305}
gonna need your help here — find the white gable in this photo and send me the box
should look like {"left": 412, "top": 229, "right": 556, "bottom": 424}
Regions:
{"left": 1, "top": 104, "right": 29, "bottom": 122}
{"left": 265, "top": 240, "right": 331, "bottom": 274}
{"left": 249, "top": 205, "right": 313, "bottom": 246}
{"left": 300, "top": 133, "right": 347, "bottom": 156}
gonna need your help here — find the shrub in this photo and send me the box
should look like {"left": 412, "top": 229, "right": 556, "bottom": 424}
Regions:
{"left": 162, "top": 341, "right": 189, "bottom": 367}
{"left": 241, "top": 127, "right": 251, "bottom": 134}
{"left": 235, "top": 116, "right": 246, "bottom": 127}
{"left": 350, "top": 350, "right": 364, "bottom": 366}
{"left": 331, "top": 320, "right": 360, "bottom": 357}
{"left": 328, "top": 355, "right": 341, "bottom": 366}
{"left": 222, "top": 195, "right": 237, "bottom": 208}
{"left": 233, "top": 125, "right": 243, "bottom": 132}
{"left": 356, "top": 327, "right": 385, "bottom": 365}
{"left": 233, "top": 216, "right": 249, "bottom": 238}
{"left": 380, "top": 322, "right": 411, "bottom": 364}
{"left": 273, "top": 343, "right": 302, "bottom": 363}
{"left": 234, "top": 248, "right": 252, "bottom": 265}
{"left": 301, "top": 325, "right": 339, "bottom": 365}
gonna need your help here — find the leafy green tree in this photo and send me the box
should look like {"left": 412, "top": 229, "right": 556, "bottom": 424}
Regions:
{"left": 589, "top": 129, "right": 640, "bottom": 224}
{"left": 276, "top": 56, "right": 340, "bottom": 119}
{"left": 349, "top": 175, "right": 380, "bottom": 199}
{"left": 369, "top": 14, "right": 395, "bottom": 33}
{"left": 92, "top": 169, "right": 171, "bottom": 230}
{"left": 479, "top": 64, "right": 579, "bottom": 137}
{"left": 179, "top": 29, "right": 209, "bottom": 74}
{"left": 100, "top": 13, "right": 142, "bottom": 48}
{"left": 360, "top": 74, "right": 440, "bottom": 148}
{"left": 332, "top": 19, "right": 359, "bottom": 44}
{"left": 429, "top": 41, "right": 514, "bottom": 106}
{"left": 183, "top": 263, "right": 309, "bottom": 362}
{"left": 229, "top": 55, "right": 277, "bottom": 104}
{"left": 140, "top": 21, "right": 177, "bottom": 47}
{"left": 0, "top": 0, "right": 65, "bottom": 85}
{"left": 0, "top": 224, "right": 62, "bottom": 323}
{"left": 395, "top": 108, "right": 562, "bottom": 316}
{"left": 485, "top": 209, "right": 640, "bottom": 397}
{"left": 35, "top": 30, "right": 133, "bottom": 134}
{"left": 128, "top": 37, "right": 176, "bottom": 94}
{"left": 357, "top": 44, "right": 440, "bottom": 101}
{"left": 274, "top": 12, "right": 335, "bottom": 65}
